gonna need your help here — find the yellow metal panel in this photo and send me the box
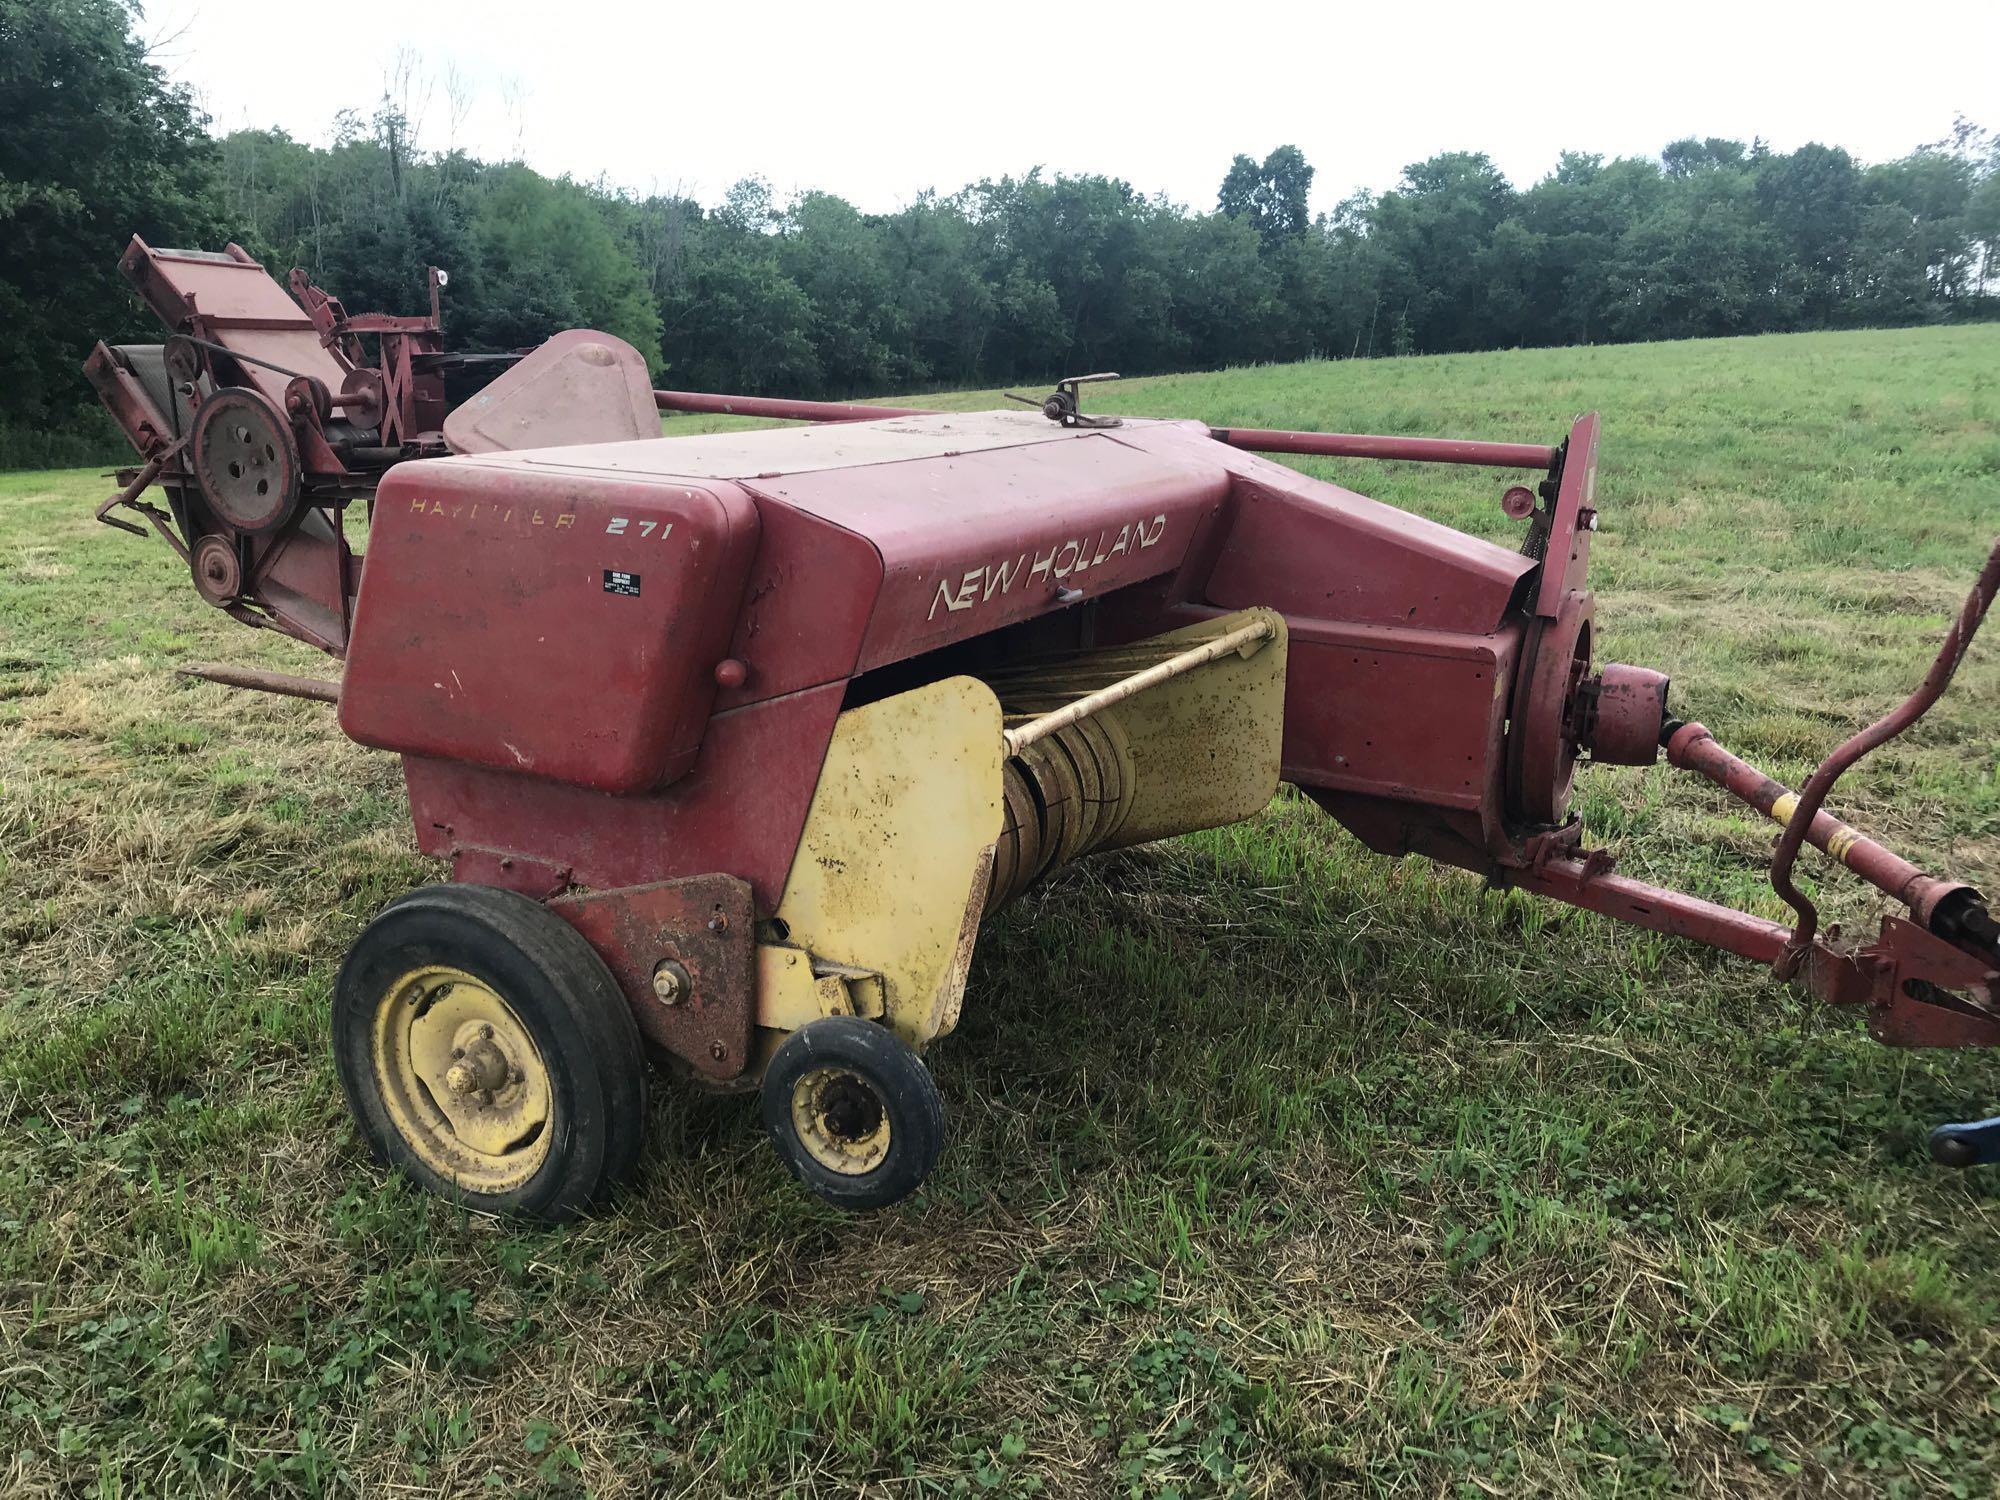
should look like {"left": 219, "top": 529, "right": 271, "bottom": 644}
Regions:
{"left": 754, "top": 946, "right": 890, "bottom": 1029}
{"left": 756, "top": 945, "right": 826, "bottom": 1032}
{"left": 770, "top": 676, "right": 1004, "bottom": 1048}
{"left": 1097, "top": 606, "right": 1288, "bottom": 850}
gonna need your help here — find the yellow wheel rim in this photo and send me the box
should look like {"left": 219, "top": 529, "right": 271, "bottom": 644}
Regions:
{"left": 371, "top": 964, "right": 553, "bottom": 1194}
{"left": 790, "top": 1065, "right": 891, "bottom": 1176}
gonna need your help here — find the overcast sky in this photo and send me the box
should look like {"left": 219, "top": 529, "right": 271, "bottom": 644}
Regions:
{"left": 144, "top": 0, "right": 2000, "bottom": 215}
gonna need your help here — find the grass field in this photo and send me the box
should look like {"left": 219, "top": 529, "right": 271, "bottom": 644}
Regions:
{"left": 3, "top": 324, "right": 2000, "bottom": 1498}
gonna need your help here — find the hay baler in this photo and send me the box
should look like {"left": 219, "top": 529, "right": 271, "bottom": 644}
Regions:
{"left": 84, "top": 241, "right": 2000, "bottom": 1219}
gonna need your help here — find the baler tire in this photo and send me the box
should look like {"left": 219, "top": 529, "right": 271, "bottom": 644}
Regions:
{"left": 333, "top": 883, "right": 649, "bottom": 1222}
{"left": 761, "top": 1017, "right": 944, "bottom": 1211}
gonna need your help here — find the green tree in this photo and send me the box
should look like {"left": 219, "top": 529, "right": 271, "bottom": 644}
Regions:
{"left": 1300, "top": 190, "right": 1394, "bottom": 358}
{"left": 464, "top": 166, "right": 661, "bottom": 369}
{"left": 877, "top": 192, "right": 994, "bottom": 385}
{"left": 775, "top": 193, "right": 905, "bottom": 390}
{"left": 1970, "top": 169, "right": 2000, "bottom": 294}
{"left": 1216, "top": 145, "right": 1315, "bottom": 252}
{"left": 1661, "top": 137, "right": 1749, "bottom": 179}
{"left": 659, "top": 193, "right": 820, "bottom": 393}
{"left": 1518, "top": 153, "right": 1668, "bottom": 343}
{"left": 1370, "top": 152, "right": 1517, "bottom": 352}
{"left": 1603, "top": 167, "right": 1780, "bottom": 339}
{"left": 0, "top": 0, "right": 225, "bottom": 436}
{"left": 1754, "top": 144, "right": 1862, "bottom": 325}
{"left": 1170, "top": 210, "right": 1279, "bottom": 367}
{"left": 1864, "top": 149, "right": 1979, "bottom": 304}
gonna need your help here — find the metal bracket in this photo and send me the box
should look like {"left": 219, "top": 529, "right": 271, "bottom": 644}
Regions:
{"left": 1005, "top": 372, "right": 1122, "bottom": 428}
{"left": 552, "top": 875, "right": 756, "bottom": 1080}
{"left": 756, "top": 945, "right": 887, "bottom": 1031}
{"left": 95, "top": 435, "right": 189, "bottom": 539}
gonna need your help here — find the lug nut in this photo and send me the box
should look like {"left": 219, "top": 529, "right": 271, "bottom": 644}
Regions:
{"left": 652, "top": 959, "right": 691, "bottom": 1006}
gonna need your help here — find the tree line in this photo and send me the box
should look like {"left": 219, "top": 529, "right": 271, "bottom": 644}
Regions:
{"left": 5, "top": 0, "right": 1998, "bottom": 465}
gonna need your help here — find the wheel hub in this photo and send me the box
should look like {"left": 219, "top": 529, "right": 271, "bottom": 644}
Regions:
{"left": 371, "top": 965, "right": 552, "bottom": 1191}
{"left": 790, "top": 1066, "right": 891, "bottom": 1176}
{"left": 444, "top": 1029, "right": 516, "bottom": 1100}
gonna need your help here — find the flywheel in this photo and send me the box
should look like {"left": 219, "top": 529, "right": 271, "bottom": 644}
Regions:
{"left": 190, "top": 386, "right": 302, "bottom": 534}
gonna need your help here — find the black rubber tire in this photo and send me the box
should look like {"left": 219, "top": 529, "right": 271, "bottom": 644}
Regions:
{"left": 761, "top": 1016, "right": 945, "bottom": 1211}
{"left": 333, "top": 883, "right": 649, "bottom": 1222}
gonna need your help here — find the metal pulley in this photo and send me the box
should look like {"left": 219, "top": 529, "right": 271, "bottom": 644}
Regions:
{"left": 190, "top": 534, "right": 242, "bottom": 606}
{"left": 190, "top": 386, "right": 301, "bottom": 534}
{"left": 163, "top": 332, "right": 206, "bottom": 388}
{"left": 1506, "top": 590, "right": 1594, "bottom": 826}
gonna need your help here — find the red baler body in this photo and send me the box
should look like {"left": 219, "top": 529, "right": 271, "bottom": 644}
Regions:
{"left": 78, "top": 244, "right": 2000, "bottom": 1197}
{"left": 339, "top": 411, "right": 1540, "bottom": 917}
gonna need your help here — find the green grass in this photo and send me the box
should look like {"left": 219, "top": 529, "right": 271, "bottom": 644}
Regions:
{"left": 4, "top": 324, "right": 2000, "bottom": 1497}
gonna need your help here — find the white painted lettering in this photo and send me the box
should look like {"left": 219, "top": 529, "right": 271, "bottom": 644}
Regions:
{"left": 984, "top": 554, "right": 1022, "bottom": 601}
{"left": 926, "top": 514, "right": 1172, "bottom": 622}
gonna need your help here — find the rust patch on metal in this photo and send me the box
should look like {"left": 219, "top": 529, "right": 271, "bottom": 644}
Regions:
{"left": 552, "top": 874, "right": 755, "bottom": 1079}
{"left": 451, "top": 845, "right": 572, "bottom": 901}
{"left": 934, "top": 843, "right": 994, "bottom": 1038}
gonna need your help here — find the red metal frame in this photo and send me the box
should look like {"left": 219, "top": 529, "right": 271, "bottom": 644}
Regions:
{"left": 84, "top": 240, "right": 505, "bottom": 658}
{"left": 1513, "top": 854, "right": 2000, "bottom": 1046}
{"left": 1209, "top": 426, "right": 1558, "bottom": 470}
{"left": 654, "top": 389, "right": 930, "bottom": 423}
